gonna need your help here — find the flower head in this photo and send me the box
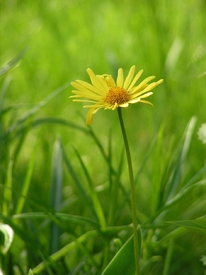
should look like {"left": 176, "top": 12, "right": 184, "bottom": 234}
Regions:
{"left": 70, "top": 65, "right": 163, "bottom": 125}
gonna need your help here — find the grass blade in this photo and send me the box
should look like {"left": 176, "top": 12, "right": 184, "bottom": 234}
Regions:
{"left": 12, "top": 212, "right": 99, "bottom": 227}
{"left": 7, "top": 81, "right": 71, "bottom": 136}
{"left": 14, "top": 144, "right": 37, "bottom": 215}
{"left": 168, "top": 216, "right": 206, "bottom": 236}
{"left": 73, "top": 147, "right": 106, "bottom": 228}
{"left": 101, "top": 232, "right": 137, "bottom": 275}
{"left": 163, "top": 117, "right": 197, "bottom": 203}
{"left": 0, "top": 48, "right": 27, "bottom": 76}
{"left": 62, "top": 145, "right": 98, "bottom": 222}
{"left": 50, "top": 138, "right": 63, "bottom": 254}
{"left": 32, "top": 230, "right": 99, "bottom": 274}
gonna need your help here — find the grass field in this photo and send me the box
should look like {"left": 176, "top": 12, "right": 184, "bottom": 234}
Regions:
{"left": 1, "top": 1, "right": 206, "bottom": 274}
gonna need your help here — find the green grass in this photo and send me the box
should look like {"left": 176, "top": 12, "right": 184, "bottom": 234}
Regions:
{"left": 0, "top": 0, "right": 206, "bottom": 274}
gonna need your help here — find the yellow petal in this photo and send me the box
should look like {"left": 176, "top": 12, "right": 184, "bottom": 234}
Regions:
{"left": 97, "top": 75, "right": 110, "bottom": 91}
{"left": 116, "top": 68, "right": 124, "bottom": 87}
{"left": 112, "top": 103, "right": 119, "bottom": 110}
{"left": 130, "top": 76, "right": 156, "bottom": 95}
{"left": 87, "top": 68, "right": 107, "bottom": 94}
{"left": 71, "top": 86, "right": 103, "bottom": 100}
{"left": 140, "top": 92, "right": 153, "bottom": 98}
{"left": 128, "top": 98, "right": 140, "bottom": 104}
{"left": 86, "top": 108, "right": 95, "bottom": 125}
{"left": 128, "top": 69, "right": 143, "bottom": 90}
{"left": 75, "top": 80, "right": 104, "bottom": 96}
{"left": 104, "top": 75, "right": 116, "bottom": 87}
{"left": 136, "top": 79, "right": 163, "bottom": 95}
{"left": 139, "top": 99, "right": 153, "bottom": 106}
{"left": 120, "top": 102, "right": 129, "bottom": 107}
{"left": 83, "top": 103, "right": 105, "bottom": 108}
{"left": 72, "top": 99, "right": 97, "bottom": 103}
{"left": 123, "top": 65, "right": 135, "bottom": 90}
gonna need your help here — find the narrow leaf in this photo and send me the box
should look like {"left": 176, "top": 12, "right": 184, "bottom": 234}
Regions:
{"left": 73, "top": 147, "right": 106, "bottom": 228}
{"left": 12, "top": 212, "right": 99, "bottom": 227}
{"left": 101, "top": 226, "right": 142, "bottom": 275}
{"left": 50, "top": 139, "right": 63, "bottom": 254}
{"left": 8, "top": 82, "right": 70, "bottom": 135}
{"left": 62, "top": 147, "right": 98, "bottom": 221}
{"left": 15, "top": 144, "right": 37, "bottom": 214}
{"left": 163, "top": 117, "right": 197, "bottom": 203}
{"left": 101, "top": 235, "right": 135, "bottom": 275}
{"left": 0, "top": 48, "right": 27, "bottom": 76}
{"left": 169, "top": 216, "right": 206, "bottom": 236}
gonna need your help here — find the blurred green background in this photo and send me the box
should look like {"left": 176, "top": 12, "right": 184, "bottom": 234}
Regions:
{"left": 1, "top": 0, "right": 206, "bottom": 121}
{"left": 1, "top": 0, "right": 206, "bottom": 274}
{"left": 1, "top": 0, "right": 206, "bottom": 170}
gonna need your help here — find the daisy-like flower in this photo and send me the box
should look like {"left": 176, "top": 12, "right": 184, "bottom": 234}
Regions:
{"left": 70, "top": 65, "right": 163, "bottom": 125}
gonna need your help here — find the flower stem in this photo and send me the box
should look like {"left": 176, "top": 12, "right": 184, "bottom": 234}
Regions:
{"left": 117, "top": 108, "right": 140, "bottom": 275}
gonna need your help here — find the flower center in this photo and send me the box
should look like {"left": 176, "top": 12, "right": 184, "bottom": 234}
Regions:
{"left": 104, "top": 87, "right": 130, "bottom": 105}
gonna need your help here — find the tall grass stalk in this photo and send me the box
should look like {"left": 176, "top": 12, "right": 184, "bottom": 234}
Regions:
{"left": 50, "top": 139, "right": 63, "bottom": 254}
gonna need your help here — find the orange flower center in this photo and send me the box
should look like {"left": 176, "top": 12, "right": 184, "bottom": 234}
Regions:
{"left": 104, "top": 87, "right": 130, "bottom": 105}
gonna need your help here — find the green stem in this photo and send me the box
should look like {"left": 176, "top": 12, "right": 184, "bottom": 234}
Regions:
{"left": 117, "top": 108, "right": 140, "bottom": 275}
{"left": 163, "top": 239, "right": 174, "bottom": 275}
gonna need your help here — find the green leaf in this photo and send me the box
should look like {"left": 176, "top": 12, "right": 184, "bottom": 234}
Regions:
{"left": 50, "top": 138, "right": 63, "bottom": 254}
{"left": 51, "top": 139, "right": 63, "bottom": 212}
{"left": 28, "top": 269, "right": 34, "bottom": 275}
{"left": 73, "top": 147, "right": 106, "bottom": 228}
{"left": 163, "top": 116, "right": 197, "bottom": 204}
{"left": 14, "top": 144, "right": 37, "bottom": 214}
{"left": 0, "top": 48, "right": 27, "bottom": 76}
{"left": 7, "top": 81, "right": 70, "bottom": 136}
{"left": 0, "top": 223, "right": 14, "bottom": 254}
{"left": 32, "top": 230, "right": 99, "bottom": 274}
{"left": 12, "top": 212, "right": 98, "bottom": 227}
{"left": 101, "top": 235, "right": 136, "bottom": 275}
{"left": 169, "top": 216, "right": 206, "bottom": 235}
{"left": 32, "top": 117, "right": 88, "bottom": 135}
{"left": 62, "top": 146, "right": 98, "bottom": 221}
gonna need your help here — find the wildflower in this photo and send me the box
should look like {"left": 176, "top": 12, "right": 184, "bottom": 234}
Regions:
{"left": 197, "top": 123, "right": 206, "bottom": 144}
{"left": 70, "top": 65, "right": 163, "bottom": 125}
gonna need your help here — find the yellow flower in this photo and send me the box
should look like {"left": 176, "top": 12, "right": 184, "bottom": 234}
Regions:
{"left": 70, "top": 65, "right": 163, "bottom": 125}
